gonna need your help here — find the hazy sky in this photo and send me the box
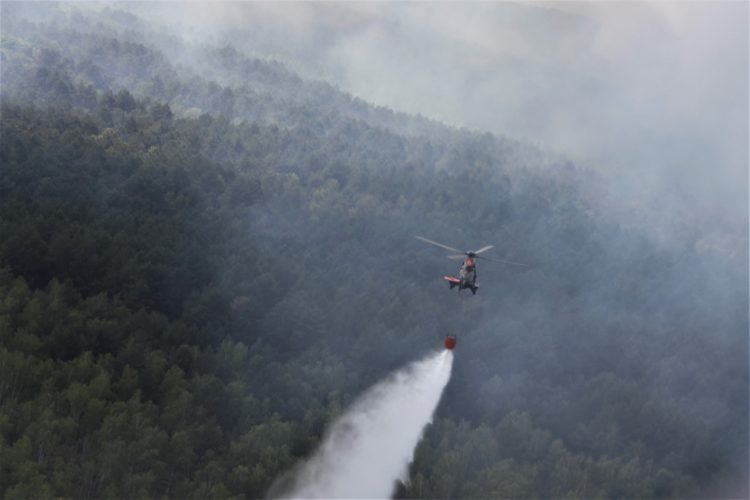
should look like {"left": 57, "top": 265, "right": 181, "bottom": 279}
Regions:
{"left": 134, "top": 1, "right": 747, "bottom": 230}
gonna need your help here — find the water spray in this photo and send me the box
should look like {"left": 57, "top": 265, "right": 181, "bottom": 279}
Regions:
{"left": 270, "top": 349, "right": 454, "bottom": 499}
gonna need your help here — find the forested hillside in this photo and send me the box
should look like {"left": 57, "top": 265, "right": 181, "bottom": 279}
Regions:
{"left": 1, "top": 4, "right": 747, "bottom": 499}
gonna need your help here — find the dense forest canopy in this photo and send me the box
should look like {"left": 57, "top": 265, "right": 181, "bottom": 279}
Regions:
{"left": 1, "top": 3, "right": 747, "bottom": 499}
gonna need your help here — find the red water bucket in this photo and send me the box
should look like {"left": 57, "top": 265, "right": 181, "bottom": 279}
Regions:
{"left": 444, "top": 335, "right": 457, "bottom": 350}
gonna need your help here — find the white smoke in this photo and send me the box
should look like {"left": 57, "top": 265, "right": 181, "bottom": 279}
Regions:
{"left": 271, "top": 350, "right": 454, "bottom": 499}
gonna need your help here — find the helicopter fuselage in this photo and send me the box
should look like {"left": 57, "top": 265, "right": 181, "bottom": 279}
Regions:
{"left": 443, "top": 275, "right": 478, "bottom": 294}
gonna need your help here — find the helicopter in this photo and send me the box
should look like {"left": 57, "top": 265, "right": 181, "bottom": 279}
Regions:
{"left": 416, "top": 236, "right": 527, "bottom": 295}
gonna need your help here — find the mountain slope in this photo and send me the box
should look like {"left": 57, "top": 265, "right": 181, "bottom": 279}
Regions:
{"left": 1, "top": 4, "right": 747, "bottom": 498}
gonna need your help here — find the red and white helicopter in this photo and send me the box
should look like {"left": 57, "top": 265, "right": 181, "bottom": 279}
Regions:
{"left": 416, "top": 236, "right": 527, "bottom": 295}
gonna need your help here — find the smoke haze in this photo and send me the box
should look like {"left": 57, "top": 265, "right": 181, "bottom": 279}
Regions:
{"left": 129, "top": 1, "right": 747, "bottom": 234}
{"left": 1, "top": 2, "right": 746, "bottom": 497}
{"left": 270, "top": 350, "right": 453, "bottom": 499}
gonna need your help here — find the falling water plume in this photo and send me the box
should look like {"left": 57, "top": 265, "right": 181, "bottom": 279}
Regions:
{"left": 270, "top": 350, "right": 454, "bottom": 499}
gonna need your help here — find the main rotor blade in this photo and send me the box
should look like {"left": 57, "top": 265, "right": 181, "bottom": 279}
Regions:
{"left": 415, "top": 236, "right": 464, "bottom": 254}
{"left": 473, "top": 245, "right": 494, "bottom": 255}
{"left": 476, "top": 255, "right": 528, "bottom": 267}
{"left": 447, "top": 254, "right": 465, "bottom": 260}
